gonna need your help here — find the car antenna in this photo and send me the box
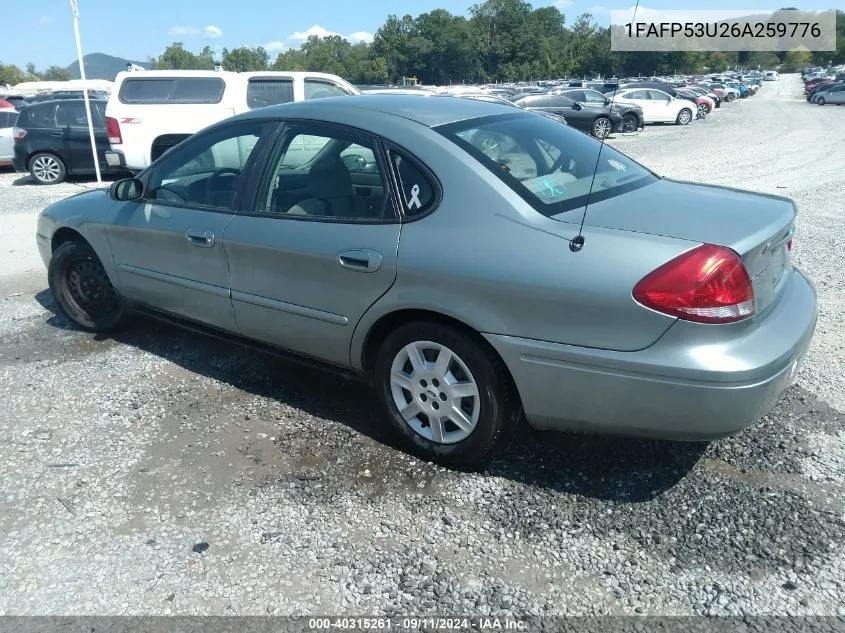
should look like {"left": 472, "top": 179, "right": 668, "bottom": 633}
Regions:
{"left": 570, "top": 0, "right": 641, "bottom": 253}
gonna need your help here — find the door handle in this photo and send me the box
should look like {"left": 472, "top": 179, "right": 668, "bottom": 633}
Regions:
{"left": 50, "top": 131, "right": 63, "bottom": 137}
{"left": 186, "top": 229, "right": 215, "bottom": 248}
{"left": 338, "top": 249, "right": 382, "bottom": 273}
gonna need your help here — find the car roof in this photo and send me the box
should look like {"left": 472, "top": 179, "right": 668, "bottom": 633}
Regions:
{"left": 239, "top": 94, "right": 522, "bottom": 128}
{"left": 24, "top": 98, "right": 106, "bottom": 108}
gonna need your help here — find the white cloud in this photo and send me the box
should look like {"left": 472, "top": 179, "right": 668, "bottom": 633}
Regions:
{"left": 263, "top": 41, "right": 287, "bottom": 52}
{"left": 554, "top": 0, "right": 574, "bottom": 8}
{"left": 290, "top": 25, "right": 339, "bottom": 41}
{"left": 38, "top": 16, "right": 53, "bottom": 24}
{"left": 587, "top": 5, "right": 610, "bottom": 15}
{"left": 168, "top": 25, "right": 200, "bottom": 37}
{"left": 289, "top": 24, "right": 374, "bottom": 44}
{"left": 347, "top": 31, "right": 374, "bottom": 44}
{"left": 611, "top": 6, "right": 772, "bottom": 24}
{"left": 204, "top": 25, "right": 223, "bottom": 38}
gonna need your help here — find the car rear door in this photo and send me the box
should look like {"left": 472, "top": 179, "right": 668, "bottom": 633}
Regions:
{"left": 54, "top": 101, "right": 102, "bottom": 173}
{"left": 105, "top": 119, "right": 277, "bottom": 332}
{"left": 221, "top": 121, "right": 401, "bottom": 367}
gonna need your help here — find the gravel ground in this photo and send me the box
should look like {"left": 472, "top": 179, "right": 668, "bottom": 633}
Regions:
{"left": 0, "top": 74, "right": 843, "bottom": 618}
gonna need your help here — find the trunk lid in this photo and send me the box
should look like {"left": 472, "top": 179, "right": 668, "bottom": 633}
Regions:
{"left": 565, "top": 178, "right": 796, "bottom": 317}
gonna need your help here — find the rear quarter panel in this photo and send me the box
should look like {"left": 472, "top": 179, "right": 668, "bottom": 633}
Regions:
{"left": 338, "top": 113, "right": 688, "bottom": 366}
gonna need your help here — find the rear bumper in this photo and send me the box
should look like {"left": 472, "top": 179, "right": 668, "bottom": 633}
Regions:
{"left": 484, "top": 268, "right": 817, "bottom": 440}
{"left": 105, "top": 150, "right": 125, "bottom": 168}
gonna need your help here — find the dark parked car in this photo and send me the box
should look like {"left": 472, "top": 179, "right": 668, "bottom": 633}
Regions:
{"left": 512, "top": 93, "right": 623, "bottom": 139}
{"left": 26, "top": 90, "right": 109, "bottom": 104}
{"left": 451, "top": 93, "right": 568, "bottom": 127}
{"left": 12, "top": 98, "right": 120, "bottom": 185}
{"left": 556, "top": 88, "right": 644, "bottom": 132}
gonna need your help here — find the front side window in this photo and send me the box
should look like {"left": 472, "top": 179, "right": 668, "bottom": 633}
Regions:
{"left": 437, "top": 113, "right": 656, "bottom": 216}
{"left": 247, "top": 79, "right": 294, "bottom": 109}
{"left": 146, "top": 121, "right": 271, "bottom": 210}
{"left": 582, "top": 90, "right": 609, "bottom": 105}
{"left": 260, "top": 126, "right": 392, "bottom": 221}
{"left": 304, "top": 80, "right": 350, "bottom": 100}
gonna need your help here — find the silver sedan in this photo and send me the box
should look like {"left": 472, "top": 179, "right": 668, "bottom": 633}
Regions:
{"left": 35, "top": 96, "right": 817, "bottom": 466}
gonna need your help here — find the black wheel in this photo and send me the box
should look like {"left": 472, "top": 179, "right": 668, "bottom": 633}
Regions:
{"left": 48, "top": 241, "right": 125, "bottom": 332}
{"left": 817, "top": 97, "right": 825, "bottom": 106}
{"left": 621, "top": 113, "right": 638, "bottom": 133}
{"left": 676, "top": 108, "right": 693, "bottom": 125}
{"left": 591, "top": 116, "right": 612, "bottom": 139}
{"left": 373, "top": 322, "right": 522, "bottom": 468}
{"left": 726, "top": 93, "right": 736, "bottom": 102}
{"left": 29, "top": 153, "right": 67, "bottom": 185}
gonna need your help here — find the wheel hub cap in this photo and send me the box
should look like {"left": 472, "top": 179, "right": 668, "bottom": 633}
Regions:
{"left": 390, "top": 341, "right": 480, "bottom": 445}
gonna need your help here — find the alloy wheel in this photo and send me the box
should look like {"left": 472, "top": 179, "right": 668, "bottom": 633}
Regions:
{"left": 389, "top": 341, "right": 480, "bottom": 445}
{"left": 593, "top": 118, "right": 611, "bottom": 139}
{"left": 32, "top": 155, "right": 61, "bottom": 183}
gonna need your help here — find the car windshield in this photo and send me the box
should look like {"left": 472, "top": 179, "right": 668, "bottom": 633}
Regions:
{"left": 436, "top": 112, "right": 656, "bottom": 216}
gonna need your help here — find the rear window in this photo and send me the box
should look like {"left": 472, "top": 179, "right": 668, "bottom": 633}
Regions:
{"left": 247, "top": 79, "right": 294, "bottom": 109}
{"left": 436, "top": 113, "right": 656, "bottom": 216}
{"left": 0, "top": 112, "right": 17, "bottom": 128}
{"left": 119, "top": 77, "right": 225, "bottom": 104}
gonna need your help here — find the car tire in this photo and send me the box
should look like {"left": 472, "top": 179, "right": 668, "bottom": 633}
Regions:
{"left": 676, "top": 108, "right": 693, "bottom": 125}
{"left": 817, "top": 97, "right": 825, "bottom": 106}
{"left": 726, "top": 93, "right": 736, "bottom": 102}
{"left": 621, "top": 114, "right": 638, "bottom": 133}
{"left": 373, "top": 321, "right": 522, "bottom": 468}
{"left": 48, "top": 241, "right": 126, "bottom": 332}
{"left": 29, "top": 153, "right": 67, "bottom": 185}
{"left": 591, "top": 116, "right": 612, "bottom": 139}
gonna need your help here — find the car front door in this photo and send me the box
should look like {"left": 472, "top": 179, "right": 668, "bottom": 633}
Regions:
{"left": 621, "top": 91, "right": 652, "bottom": 120}
{"left": 105, "top": 119, "right": 277, "bottom": 332}
{"left": 222, "top": 122, "right": 401, "bottom": 366}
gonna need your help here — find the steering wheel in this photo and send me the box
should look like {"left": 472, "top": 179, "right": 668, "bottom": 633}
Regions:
{"left": 205, "top": 168, "right": 242, "bottom": 202}
{"left": 342, "top": 154, "right": 367, "bottom": 171}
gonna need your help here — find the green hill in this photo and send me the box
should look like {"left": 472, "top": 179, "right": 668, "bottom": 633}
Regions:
{"left": 66, "top": 53, "right": 152, "bottom": 81}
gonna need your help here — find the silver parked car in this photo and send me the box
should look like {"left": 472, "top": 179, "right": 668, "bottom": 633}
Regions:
{"left": 36, "top": 96, "right": 817, "bottom": 466}
{"left": 812, "top": 84, "right": 845, "bottom": 105}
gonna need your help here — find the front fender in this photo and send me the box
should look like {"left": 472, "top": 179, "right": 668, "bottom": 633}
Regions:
{"left": 37, "top": 189, "right": 121, "bottom": 287}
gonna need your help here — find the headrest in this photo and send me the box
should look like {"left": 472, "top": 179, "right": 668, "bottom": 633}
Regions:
{"left": 308, "top": 161, "right": 353, "bottom": 199}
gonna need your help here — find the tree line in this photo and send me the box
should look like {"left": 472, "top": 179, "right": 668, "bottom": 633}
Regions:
{"left": 0, "top": 62, "right": 72, "bottom": 86}
{"left": 152, "top": 0, "right": 844, "bottom": 84}
{"left": 3, "top": 0, "right": 843, "bottom": 88}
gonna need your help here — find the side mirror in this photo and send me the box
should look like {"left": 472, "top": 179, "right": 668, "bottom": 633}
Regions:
{"left": 572, "top": 102, "right": 582, "bottom": 110}
{"left": 604, "top": 98, "right": 611, "bottom": 105}
{"left": 110, "top": 177, "right": 143, "bottom": 201}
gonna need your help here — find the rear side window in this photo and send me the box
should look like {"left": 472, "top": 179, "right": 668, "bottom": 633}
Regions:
{"left": 23, "top": 105, "right": 55, "bottom": 128}
{"left": 388, "top": 149, "right": 438, "bottom": 218}
{"left": 56, "top": 102, "right": 104, "bottom": 128}
{"left": 0, "top": 112, "right": 17, "bottom": 127}
{"left": 304, "top": 80, "right": 350, "bottom": 100}
{"left": 247, "top": 79, "right": 294, "bottom": 109}
{"left": 119, "top": 78, "right": 225, "bottom": 104}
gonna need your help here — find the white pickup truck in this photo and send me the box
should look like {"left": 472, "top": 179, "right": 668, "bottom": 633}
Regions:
{"left": 104, "top": 70, "right": 360, "bottom": 172}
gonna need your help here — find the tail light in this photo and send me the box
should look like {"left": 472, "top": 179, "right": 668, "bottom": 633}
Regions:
{"left": 633, "top": 244, "right": 754, "bottom": 324}
{"left": 787, "top": 239, "right": 793, "bottom": 251}
{"left": 12, "top": 127, "right": 26, "bottom": 143}
{"left": 105, "top": 116, "right": 122, "bottom": 144}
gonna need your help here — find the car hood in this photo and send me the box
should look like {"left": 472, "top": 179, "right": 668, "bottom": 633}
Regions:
{"left": 557, "top": 178, "right": 795, "bottom": 253}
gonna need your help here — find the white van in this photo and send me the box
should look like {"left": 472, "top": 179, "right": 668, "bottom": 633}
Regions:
{"left": 104, "top": 70, "right": 360, "bottom": 171}
{"left": 764, "top": 71, "right": 779, "bottom": 81}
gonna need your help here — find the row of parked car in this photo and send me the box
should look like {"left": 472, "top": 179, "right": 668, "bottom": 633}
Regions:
{"left": 2, "top": 68, "right": 762, "bottom": 185}
{"left": 802, "top": 65, "right": 845, "bottom": 105}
